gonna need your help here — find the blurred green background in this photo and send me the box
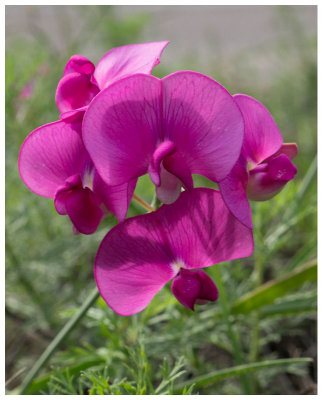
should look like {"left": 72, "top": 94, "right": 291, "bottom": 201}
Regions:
{"left": 6, "top": 5, "right": 317, "bottom": 395}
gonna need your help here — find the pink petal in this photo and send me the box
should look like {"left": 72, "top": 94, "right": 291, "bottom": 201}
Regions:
{"left": 155, "top": 166, "right": 182, "bottom": 204}
{"left": 64, "top": 55, "right": 95, "bottom": 76}
{"left": 83, "top": 74, "right": 162, "bottom": 186}
{"left": 56, "top": 73, "right": 99, "bottom": 113}
{"left": 171, "top": 269, "right": 218, "bottom": 311}
{"left": 93, "top": 172, "right": 137, "bottom": 223}
{"left": 19, "top": 121, "right": 90, "bottom": 198}
{"left": 234, "top": 94, "right": 283, "bottom": 164}
{"left": 64, "top": 187, "right": 104, "bottom": 235}
{"left": 154, "top": 188, "right": 254, "bottom": 268}
{"left": 60, "top": 107, "right": 87, "bottom": 123}
{"left": 247, "top": 154, "right": 297, "bottom": 201}
{"left": 95, "top": 188, "right": 253, "bottom": 315}
{"left": 267, "top": 142, "right": 298, "bottom": 161}
{"left": 171, "top": 269, "right": 201, "bottom": 311}
{"left": 148, "top": 140, "right": 176, "bottom": 186}
{"left": 162, "top": 71, "right": 244, "bottom": 182}
{"left": 218, "top": 156, "right": 253, "bottom": 229}
{"left": 93, "top": 41, "right": 169, "bottom": 89}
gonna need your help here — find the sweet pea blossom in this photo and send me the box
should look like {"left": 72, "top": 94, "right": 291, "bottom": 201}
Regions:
{"left": 95, "top": 188, "right": 254, "bottom": 315}
{"left": 19, "top": 120, "right": 136, "bottom": 234}
{"left": 218, "top": 94, "right": 298, "bottom": 228}
{"left": 83, "top": 71, "right": 245, "bottom": 205}
{"left": 56, "top": 41, "right": 169, "bottom": 122}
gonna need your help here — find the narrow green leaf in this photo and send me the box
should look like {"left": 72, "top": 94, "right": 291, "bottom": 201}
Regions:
{"left": 25, "top": 357, "right": 105, "bottom": 394}
{"left": 260, "top": 294, "right": 317, "bottom": 316}
{"left": 174, "top": 358, "right": 313, "bottom": 392}
{"left": 232, "top": 259, "right": 317, "bottom": 314}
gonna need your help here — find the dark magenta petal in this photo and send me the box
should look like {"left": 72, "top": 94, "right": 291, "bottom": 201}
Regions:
{"left": 234, "top": 94, "right": 283, "bottom": 164}
{"left": 56, "top": 73, "right": 99, "bottom": 113}
{"left": 171, "top": 269, "right": 218, "bottom": 311}
{"left": 267, "top": 154, "right": 297, "bottom": 181}
{"left": 94, "top": 41, "right": 169, "bottom": 89}
{"left": 196, "top": 270, "right": 219, "bottom": 302}
{"left": 247, "top": 154, "right": 297, "bottom": 201}
{"left": 54, "top": 174, "right": 83, "bottom": 215}
{"left": 83, "top": 74, "right": 162, "bottom": 186}
{"left": 148, "top": 140, "right": 176, "bottom": 186}
{"left": 171, "top": 270, "right": 201, "bottom": 311}
{"left": 95, "top": 188, "right": 253, "bottom": 315}
{"left": 93, "top": 172, "right": 137, "bottom": 223}
{"left": 64, "top": 188, "right": 104, "bottom": 235}
{"left": 64, "top": 55, "right": 95, "bottom": 76}
{"left": 162, "top": 72, "right": 244, "bottom": 182}
{"left": 218, "top": 155, "right": 253, "bottom": 229}
{"left": 19, "top": 121, "right": 90, "bottom": 198}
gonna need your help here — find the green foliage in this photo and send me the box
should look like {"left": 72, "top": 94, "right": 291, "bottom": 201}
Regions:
{"left": 6, "top": 5, "right": 316, "bottom": 396}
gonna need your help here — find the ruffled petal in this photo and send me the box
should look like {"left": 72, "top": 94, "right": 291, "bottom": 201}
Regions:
{"left": 93, "top": 172, "right": 137, "bottom": 223}
{"left": 234, "top": 94, "right": 283, "bottom": 164}
{"left": 19, "top": 121, "right": 90, "bottom": 198}
{"left": 56, "top": 73, "right": 99, "bottom": 113}
{"left": 94, "top": 41, "right": 169, "bottom": 89}
{"left": 162, "top": 71, "right": 244, "bottom": 182}
{"left": 83, "top": 74, "right": 162, "bottom": 186}
{"left": 64, "top": 55, "right": 95, "bottom": 76}
{"left": 95, "top": 188, "right": 253, "bottom": 315}
{"left": 218, "top": 155, "right": 253, "bottom": 229}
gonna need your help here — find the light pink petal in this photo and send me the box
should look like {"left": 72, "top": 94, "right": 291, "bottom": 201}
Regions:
{"left": 162, "top": 71, "right": 244, "bottom": 182}
{"left": 218, "top": 156, "right": 253, "bottom": 229}
{"left": 247, "top": 154, "right": 297, "bottom": 201}
{"left": 64, "top": 188, "right": 104, "bottom": 235}
{"left": 234, "top": 94, "right": 283, "bottom": 164}
{"left": 155, "top": 165, "right": 182, "bottom": 204}
{"left": 83, "top": 74, "right": 162, "bottom": 186}
{"left": 148, "top": 140, "right": 176, "bottom": 186}
{"left": 93, "top": 172, "right": 137, "bottom": 223}
{"left": 267, "top": 142, "right": 298, "bottom": 161}
{"left": 94, "top": 41, "right": 169, "bottom": 89}
{"left": 64, "top": 55, "right": 95, "bottom": 76}
{"left": 95, "top": 188, "right": 253, "bottom": 315}
{"left": 56, "top": 73, "right": 99, "bottom": 113}
{"left": 19, "top": 121, "right": 90, "bottom": 198}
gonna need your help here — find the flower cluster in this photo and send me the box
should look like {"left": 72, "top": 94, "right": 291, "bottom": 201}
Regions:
{"left": 19, "top": 41, "right": 298, "bottom": 315}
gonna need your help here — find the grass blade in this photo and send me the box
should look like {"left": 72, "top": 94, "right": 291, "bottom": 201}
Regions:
{"left": 174, "top": 358, "right": 313, "bottom": 392}
{"left": 232, "top": 259, "right": 317, "bottom": 314}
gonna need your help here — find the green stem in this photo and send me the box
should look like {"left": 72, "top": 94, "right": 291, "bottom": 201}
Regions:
{"left": 214, "top": 266, "right": 252, "bottom": 395}
{"left": 18, "top": 287, "right": 100, "bottom": 395}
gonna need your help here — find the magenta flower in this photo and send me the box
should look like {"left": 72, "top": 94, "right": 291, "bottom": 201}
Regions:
{"left": 83, "top": 71, "right": 245, "bottom": 205}
{"left": 19, "top": 120, "right": 136, "bottom": 234}
{"left": 56, "top": 41, "right": 169, "bottom": 122}
{"left": 218, "top": 94, "right": 298, "bottom": 228}
{"left": 95, "top": 188, "right": 254, "bottom": 315}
